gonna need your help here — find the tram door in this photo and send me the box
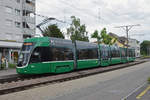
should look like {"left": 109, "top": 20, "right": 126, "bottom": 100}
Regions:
{"left": 101, "top": 45, "right": 110, "bottom": 66}
{"left": 106, "top": 46, "right": 111, "bottom": 65}
{"left": 121, "top": 48, "right": 127, "bottom": 63}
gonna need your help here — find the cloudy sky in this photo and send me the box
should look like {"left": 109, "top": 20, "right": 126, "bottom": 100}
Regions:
{"left": 36, "top": 0, "right": 150, "bottom": 42}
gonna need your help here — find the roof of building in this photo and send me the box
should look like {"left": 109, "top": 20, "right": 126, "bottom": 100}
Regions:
{"left": 109, "top": 32, "right": 140, "bottom": 47}
{"left": 109, "top": 32, "right": 128, "bottom": 46}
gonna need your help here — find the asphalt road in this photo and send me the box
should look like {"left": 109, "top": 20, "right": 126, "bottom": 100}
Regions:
{"left": 0, "top": 61, "right": 150, "bottom": 100}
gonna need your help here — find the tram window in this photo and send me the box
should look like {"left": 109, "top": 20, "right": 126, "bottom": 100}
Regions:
{"left": 121, "top": 49, "right": 126, "bottom": 57}
{"left": 101, "top": 49, "right": 105, "bottom": 58}
{"left": 133, "top": 50, "right": 135, "bottom": 57}
{"left": 111, "top": 48, "right": 115, "bottom": 58}
{"left": 63, "top": 48, "right": 74, "bottom": 60}
{"left": 51, "top": 47, "right": 73, "bottom": 61}
{"left": 111, "top": 47, "right": 120, "bottom": 58}
{"left": 30, "top": 48, "right": 41, "bottom": 63}
{"left": 100, "top": 46, "right": 104, "bottom": 59}
{"left": 92, "top": 49, "right": 98, "bottom": 59}
{"left": 51, "top": 48, "right": 64, "bottom": 61}
{"left": 101, "top": 46, "right": 109, "bottom": 59}
{"left": 129, "top": 50, "right": 131, "bottom": 57}
{"left": 117, "top": 50, "right": 120, "bottom": 57}
{"left": 128, "top": 50, "right": 130, "bottom": 57}
{"left": 77, "top": 48, "right": 98, "bottom": 60}
{"left": 128, "top": 50, "right": 131, "bottom": 57}
{"left": 40, "top": 47, "right": 51, "bottom": 61}
{"left": 78, "top": 49, "right": 88, "bottom": 59}
{"left": 30, "top": 47, "right": 73, "bottom": 63}
{"left": 123, "top": 51, "right": 125, "bottom": 57}
{"left": 89, "top": 49, "right": 98, "bottom": 59}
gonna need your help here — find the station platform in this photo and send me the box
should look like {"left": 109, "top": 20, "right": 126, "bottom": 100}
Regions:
{"left": 0, "top": 69, "right": 17, "bottom": 77}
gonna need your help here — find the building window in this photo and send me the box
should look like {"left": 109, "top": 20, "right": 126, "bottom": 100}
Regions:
{"left": 15, "top": 22, "right": 21, "bottom": 28}
{"left": 26, "top": 0, "right": 34, "bottom": 4}
{"left": 16, "top": 0, "right": 20, "bottom": 3}
{"left": 23, "top": 22, "right": 30, "bottom": 28}
{"left": 5, "top": 33, "right": 12, "bottom": 40}
{"left": 5, "top": 19, "right": 13, "bottom": 26}
{"left": 23, "top": 34, "right": 31, "bottom": 39}
{"left": 5, "top": 6, "right": 13, "bottom": 13}
{"left": 15, "top": 9, "right": 20, "bottom": 16}
{"left": 15, "top": 34, "right": 22, "bottom": 40}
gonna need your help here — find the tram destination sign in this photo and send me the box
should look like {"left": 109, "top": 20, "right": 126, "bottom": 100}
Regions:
{"left": 50, "top": 38, "right": 73, "bottom": 48}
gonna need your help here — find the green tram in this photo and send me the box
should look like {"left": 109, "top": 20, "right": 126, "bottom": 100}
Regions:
{"left": 17, "top": 37, "right": 135, "bottom": 74}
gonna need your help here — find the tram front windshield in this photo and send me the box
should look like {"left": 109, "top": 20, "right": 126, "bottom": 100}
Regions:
{"left": 17, "top": 43, "right": 34, "bottom": 67}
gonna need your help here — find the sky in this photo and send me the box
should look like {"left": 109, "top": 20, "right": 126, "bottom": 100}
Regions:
{"left": 36, "top": 0, "right": 150, "bottom": 42}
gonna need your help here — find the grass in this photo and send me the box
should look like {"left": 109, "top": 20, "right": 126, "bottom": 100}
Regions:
{"left": 144, "top": 56, "right": 150, "bottom": 57}
{"left": 141, "top": 55, "right": 150, "bottom": 59}
{"left": 147, "top": 77, "right": 150, "bottom": 84}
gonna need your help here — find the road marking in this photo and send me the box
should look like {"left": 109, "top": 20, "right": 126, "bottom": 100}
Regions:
{"left": 121, "top": 82, "right": 146, "bottom": 100}
{"left": 136, "top": 85, "right": 150, "bottom": 99}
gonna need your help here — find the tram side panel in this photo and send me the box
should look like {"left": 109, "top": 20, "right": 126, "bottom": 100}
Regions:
{"left": 76, "top": 41, "right": 100, "bottom": 70}
{"left": 48, "top": 38, "right": 75, "bottom": 73}
{"left": 110, "top": 46, "right": 122, "bottom": 65}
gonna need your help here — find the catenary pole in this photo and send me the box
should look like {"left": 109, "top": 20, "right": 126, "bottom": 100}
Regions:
{"left": 114, "top": 24, "right": 140, "bottom": 60}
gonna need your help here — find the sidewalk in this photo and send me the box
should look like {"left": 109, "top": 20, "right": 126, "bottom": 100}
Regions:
{"left": 0, "top": 68, "right": 17, "bottom": 77}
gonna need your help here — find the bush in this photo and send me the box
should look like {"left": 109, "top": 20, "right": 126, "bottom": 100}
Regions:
{"left": 148, "top": 77, "right": 150, "bottom": 84}
{"left": 0, "top": 63, "right": 16, "bottom": 69}
{"left": 1, "top": 63, "right": 5, "bottom": 69}
{"left": 9, "top": 63, "right": 16, "bottom": 68}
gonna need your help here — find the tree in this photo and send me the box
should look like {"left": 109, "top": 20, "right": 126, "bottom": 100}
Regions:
{"left": 91, "top": 30, "right": 102, "bottom": 44}
{"left": 43, "top": 24, "right": 65, "bottom": 39}
{"left": 91, "top": 28, "right": 116, "bottom": 45}
{"left": 101, "top": 28, "right": 117, "bottom": 45}
{"left": 67, "top": 16, "right": 89, "bottom": 42}
{"left": 140, "top": 40, "right": 150, "bottom": 56}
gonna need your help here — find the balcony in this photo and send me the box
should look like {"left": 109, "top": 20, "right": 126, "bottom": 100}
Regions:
{"left": 23, "top": 2, "right": 35, "bottom": 12}
{"left": 23, "top": 16, "right": 35, "bottom": 24}
{"left": 22, "top": 28, "right": 35, "bottom": 36}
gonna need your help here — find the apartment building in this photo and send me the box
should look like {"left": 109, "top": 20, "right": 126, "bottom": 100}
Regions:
{"left": 128, "top": 38, "right": 140, "bottom": 57}
{"left": 0, "top": 0, "right": 36, "bottom": 63}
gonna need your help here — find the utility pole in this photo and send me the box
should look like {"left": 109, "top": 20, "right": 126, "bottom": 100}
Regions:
{"left": 114, "top": 24, "right": 140, "bottom": 60}
{"left": 98, "top": 8, "right": 101, "bottom": 24}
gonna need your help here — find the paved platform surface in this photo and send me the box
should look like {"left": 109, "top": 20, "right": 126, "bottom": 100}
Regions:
{"left": 0, "top": 61, "right": 150, "bottom": 100}
{"left": 0, "top": 69, "right": 17, "bottom": 77}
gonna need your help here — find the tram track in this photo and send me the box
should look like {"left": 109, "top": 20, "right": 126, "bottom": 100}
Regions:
{"left": 0, "top": 59, "right": 148, "bottom": 96}
{"left": 0, "top": 73, "right": 54, "bottom": 84}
